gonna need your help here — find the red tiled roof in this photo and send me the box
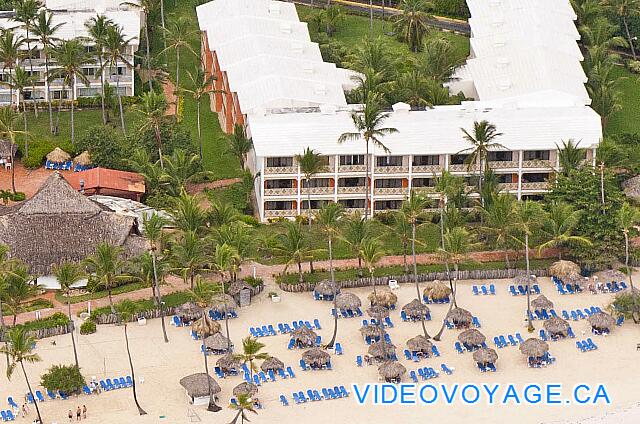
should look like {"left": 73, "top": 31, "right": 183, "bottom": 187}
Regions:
{"left": 65, "top": 167, "right": 145, "bottom": 194}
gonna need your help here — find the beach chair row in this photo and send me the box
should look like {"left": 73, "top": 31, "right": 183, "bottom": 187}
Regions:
{"left": 313, "top": 292, "right": 336, "bottom": 301}
{"left": 527, "top": 352, "right": 556, "bottom": 368}
{"left": 331, "top": 308, "right": 363, "bottom": 318}
{"left": 100, "top": 376, "right": 133, "bottom": 392}
{"left": 576, "top": 338, "right": 598, "bottom": 352}
{"left": 209, "top": 310, "right": 238, "bottom": 320}
{"left": 509, "top": 284, "right": 540, "bottom": 296}
{"left": 0, "top": 409, "right": 16, "bottom": 421}
{"left": 25, "top": 388, "right": 71, "bottom": 404}
{"left": 45, "top": 160, "right": 72, "bottom": 171}
{"left": 454, "top": 341, "right": 487, "bottom": 354}
{"left": 403, "top": 345, "right": 440, "bottom": 361}
{"left": 362, "top": 317, "right": 394, "bottom": 328}
{"left": 445, "top": 316, "right": 481, "bottom": 330}
{"left": 243, "top": 367, "right": 295, "bottom": 386}
{"left": 561, "top": 306, "right": 602, "bottom": 322}
{"left": 300, "top": 358, "right": 332, "bottom": 371}
{"left": 288, "top": 385, "right": 349, "bottom": 405}
{"left": 494, "top": 333, "right": 524, "bottom": 348}
{"left": 472, "top": 284, "right": 496, "bottom": 296}
{"left": 288, "top": 334, "right": 323, "bottom": 349}
{"left": 423, "top": 296, "right": 450, "bottom": 304}
{"left": 400, "top": 310, "right": 431, "bottom": 322}
{"left": 409, "top": 366, "right": 439, "bottom": 382}
{"left": 477, "top": 362, "right": 497, "bottom": 372}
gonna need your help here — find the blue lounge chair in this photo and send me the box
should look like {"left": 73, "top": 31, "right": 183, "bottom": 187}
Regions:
{"left": 509, "top": 286, "right": 518, "bottom": 296}
{"left": 499, "top": 335, "right": 508, "bottom": 347}
{"left": 562, "top": 310, "right": 570, "bottom": 320}
{"left": 356, "top": 355, "right": 363, "bottom": 367}
{"left": 384, "top": 317, "right": 394, "bottom": 328}
{"left": 1, "top": 411, "right": 8, "bottom": 421}
{"left": 287, "top": 366, "right": 296, "bottom": 378}
{"left": 6, "top": 410, "right": 15, "bottom": 421}
{"left": 472, "top": 316, "right": 481, "bottom": 328}
{"left": 508, "top": 335, "right": 517, "bottom": 346}
{"left": 410, "top": 370, "right": 419, "bottom": 383}
{"left": 481, "top": 286, "right": 489, "bottom": 295}
{"left": 494, "top": 336, "right": 502, "bottom": 348}
{"left": 487, "top": 363, "right": 497, "bottom": 372}
{"left": 515, "top": 333, "right": 525, "bottom": 344}
{"left": 327, "top": 388, "right": 337, "bottom": 399}
{"left": 172, "top": 316, "right": 181, "bottom": 327}
{"left": 313, "top": 319, "right": 321, "bottom": 329}
{"left": 82, "top": 385, "right": 91, "bottom": 395}
{"left": 566, "top": 284, "right": 575, "bottom": 294}
{"left": 477, "top": 362, "right": 487, "bottom": 372}
{"left": 539, "top": 329, "right": 548, "bottom": 341}
{"left": 26, "top": 393, "right": 34, "bottom": 404}
{"left": 287, "top": 339, "right": 295, "bottom": 349}
{"left": 518, "top": 285, "right": 526, "bottom": 295}
{"left": 126, "top": 376, "right": 133, "bottom": 387}
{"left": 315, "top": 335, "right": 321, "bottom": 346}
{"left": 252, "top": 374, "right": 261, "bottom": 386}
{"left": 570, "top": 310, "right": 578, "bottom": 321}
{"left": 454, "top": 342, "right": 464, "bottom": 354}
{"left": 620, "top": 282, "right": 628, "bottom": 289}
{"left": 472, "top": 286, "right": 479, "bottom": 296}
{"left": 339, "top": 386, "right": 349, "bottom": 397}
{"left": 576, "top": 341, "right": 586, "bottom": 352}
{"left": 418, "top": 367, "right": 426, "bottom": 380}
{"left": 441, "top": 363, "right": 453, "bottom": 375}
{"left": 431, "top": 345, "right": 440, "bottom": 357}
{"left": 35, "top": 391, "right": 45, "bottom": 402}
{"left": 587, "top": 338, "right": 597, "bottom": 350}
{"left": 7, "top": 397, "right": 18, "bottom": 409}
{"left": 299, "top": 359, "right": 308, "bottom": 371}
{"left": 292, "top": 392, "right": 301, "bottom": 404}
{"left": 616, "top": 315, "right": 625, "bottom": 326}
{"left": 298, "top": 391, "right": 308, "bottom": 403}
{"left": 489, "top": 284, "right": 496, "bottom": 295}
{"left": 567, "top": 327, "right": 576, "bottom": 338}
{"left": 58, "top": 391, "right": 68, "bottom": 400}
{"left": 576, "top": 310, "right": 586, "bottom": 320}
{"left": 268, "top": 324, "right": 277, "bottom": 335}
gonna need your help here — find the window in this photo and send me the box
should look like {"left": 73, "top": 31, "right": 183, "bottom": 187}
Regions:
{"left": 523, "top": 150, "right": 550, "bottom": 161}
{"left": 26, "top": 70, "right": 40, "bottom": 78}
{"left": 265, "top": 179, "right": 294, "bottom": 189}
{"left": 495, "top": 174, "right": 511, "bottom": 183}
{"left": 338, "top": 199, "right": 365, "bottom": 208}
{"left": 52, "top": 90, "right": 69, "bottom": 100}
{"left": 412, "top": 155, "right": 439, "bottom": 166}
{"left": 376, "top": 156, "right": 403, "bottom": 167}
{"left": 374, "top": 179, "right": 403, "bottom": 188}
{"left": 375, "top": 200, "right": 403, "bottom": 210}
{"left": 521, "top": 173, "right": 549, "bottom": 183}
{"left": 302, "top": 178, "right": 331, "bottom": 188}
{"left": 339, "top": 177, "right": 365, "bottom": 187}
{"left": 266, "top": 157, "right": 293, "bottom": 167}
{"left": 85, "top": 45, "right": 97, "bottom": 53}
{"left": 450, "top": 154, "right": 469, "bottom": 165}
{"left": 488, "top": 151, "right": 512, "bottom": 162}
{"left": 301, "top": 199, "right": 330, "bottom": 209}
{"left": 265, "top": 201, "right": 294, "bottom": 211}
{"left": 82, "top": 68, "right": 96, "bottom": 77}
{"left": 339, "top": 155, "right": 364, "bottom": 166}
{"left": 412, "top": 178, "right": 434, "bottom": 188}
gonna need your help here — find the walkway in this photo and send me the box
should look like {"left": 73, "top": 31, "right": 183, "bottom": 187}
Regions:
{"left": 0, "top": 163, "right": 73, "bottom": 201}
{"left": 162, "top": 80, "right": 177, "bottom": 116}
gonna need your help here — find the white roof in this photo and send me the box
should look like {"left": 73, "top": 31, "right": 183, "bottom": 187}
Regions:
{"left": 196, "top": 0, "right": 299, "bottom": 22}
{"left": 248, "top": 104, "right": 602, "bottom": 157}
{"left": 470, "top": 31, "right": 583, "bottom": 60}
{"left": 45, "top": 0, "right": 138, "bottom": 12}
{"left": 90, "top": 195, "right": 171, "bottom": 232}
{"left": 467, "top": 0, "right": 576, "bottom": 25}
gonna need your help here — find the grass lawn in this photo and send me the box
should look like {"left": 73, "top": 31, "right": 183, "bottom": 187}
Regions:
{"left": 606, "top": 65, "right": 640, "bottom": 136}
{"left": 55, "top": 281, "right": 150, "bottom": 304}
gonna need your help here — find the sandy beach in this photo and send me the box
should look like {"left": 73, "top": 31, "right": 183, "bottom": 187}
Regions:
{"left": 1, "top": 275, "right": 639, "bottom": 424}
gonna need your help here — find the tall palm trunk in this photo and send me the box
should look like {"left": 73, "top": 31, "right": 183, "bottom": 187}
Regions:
{"left": 155, "top": 125, "right": 164, "bottom": 168}
{"left": 220, "top": 280, "right": 231, "bottom": 352}
{"left": 116, "top": 73, "right": 126, "bottom": 135}
{"left": 54, "top": 81, "right": 64, "bottom": 134}
{"left": 21, "top": 95, "right": 28, "bottom": 158}
{"left": 0, "top": 300, "right": 8, "bottom": 367}
{"left": 525, "top": 233, "right": 533, "bottom": 332}
{"left": 151, "top": 251, "right": 169, "bottom": 343}
{"left": 196, "top": 100, "right": 202, "bottom": 159}
{"left": 144, "top": 22, "right": 153, "bottom": 91}
{"left": 297, "top": 261, "right": 303, "bottom": 283}
{"left": 364, "top": 138, "right": 370, "bottom": 219}
{"left": 24, "top": 29, "right": 38, "bottom": 118}
{"left": 98, "top": 54, "right": 107, "bottom": 125}
{"left": 327, "top": 237, "right": 338, "bottom": 348}
{"left": 9, "top": 138, "right": 16, "bottom": 194}
{"left": 70, "top": 84, "right": 75, "bottom": 144}
{"left": 306, "top": 179, "right": 314, "bottom": 273}
{"left": 623, "top": 17, "right": 637, "bottom": 59}
{"left": 67, "top": 292, "right": 79, "bottom": 369}
{"left": 175, "top": 48, "right": 180, "bottom": 93}
{"left": 412, "top": 222, "right": 430, "bottom": 339}
{"left": 200, "top": 307, "right": 221, "bottom": 412}
{"left": 123, "top": 323, "right": 147, "bottom": 415}
{"left": 20, "top": 362, "right": 43, "bottom": 423}
{"left": 369, "top": 0, "right": 373, "bottom": 35}
{"left": 402, "top": 240, "right": 408, "bottom": 274}
{"left": 42, "top": 52, "right": 54, "bottom": 134}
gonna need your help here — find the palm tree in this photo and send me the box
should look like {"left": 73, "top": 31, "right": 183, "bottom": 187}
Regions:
{"left": 341, "top": 213, "right": 372, "bottom": 277}
{"left": 210, "top": 242, "right": 240, "bottom": 351}
{"left": 317, "top": 5, "right": 345, "bottom": 36}
{"left": 478, "top": 194, "right": 516, "bottom": 267}
{"left": 114, "top": 300, "right": 147, "bottom": 415}
{"left": 211, "top": 222, "right": 252, "bottom": 282}
{"left": 587, "top": 63, "right": 622, "bottom": 127}
{"left": 421, "top": 36, "right": 464, "bottom": 81}
{"left": 582, "top": 17, "right": 627, "bottom": 72}
{"left": 161, "top": 16, "right": 197, "bottom": 92}
{"left": 161, "top": 149, "right": 211, "bottom": 195}
{"left": 83, "top": 243, "right": 129, "bottom": 312}
{"left": 171, "top": 230, "right": 209, "bottom": 289}
{"left": 208, "top": 200, "right": 240, "bottom": 228}
{"left": 228, "top": 393, "right": 257, "bottom": 424}
{"left": 272, "top": 221, "right": 319, "bottom": 283}
{"left": 2, "top": 262, "right": 36, "bottom": 325}
{"left": 601, "top": 0, "right": 640, "bottom": 59}
{"left": 189, "top": 279, "right": 222, "bottom": 412}
{"left": 438, "top": 227, "right": 475, "bottom": 307}
{"left": 121, "top": 0, "right": 156, "bottom": 90}
{"left": 102, "top": 24, "right": 134, "bottom": 134}
{"left": 85, "top": 14, "right": 114, "bottom": 125}
{"left": 347, "top": 37, "right": 396, "bottom": 83}
{"left": 48, "top": 38, "right": 91, "bottom": 143}
{"left": 182, "top": 67, "right": 217, "bottom": 159}
{"left": 538, "top": 201, "right": 592, "bottom": 259}
{"left": 396, "top": 70, "right": 430, "bottom": 109}
{"left": 4, "top": 67, "right": 35, "bottom": 158}
{"left": 360, "top": 237, "right": 388, "bottom": 356}
{"left": 13, "top": 0, "right": 40, "bottom": 117}
{"left": 32, "top": 9, "right": 64, "bottom": 134}
{"left": 134, "top": 90, "right": 168, "bottom": 167}
{"left": 339, "top": 92, "right": 398, "bottom": 218}
{"left": 0, "top": 107, "right": 26, "bottom": 194}
{"left": 0, "top": 327, "right": 43, "bottom": 423}
{"left": 388, "top": 211, "right": 411, "bottom": 274}
{"left": 394, "top": 0, "right": 432, "bottom": 52}
{"left": 0, "top": 29, "right": 25, "bottom": 108}
{"left": 225, "top": 124, "right": 253, "bottom": 169}
{"left": 0, "top": 243, "right": 18, "bottom": 364}
{"left": 556, "top": 139, "right": 586, "bottom": 175}
{"left": 170, "top": 192, "right": 207, "bottom": 234}
{"left": 511, "top": 201, "right": 546, "bottom": 332}
{"left": 618, "top": 202, "right": 640, "bottom": 291}
{"left": 52, "top": 262, "right": 85, "bottom": 369}
{"left": 142, "top": 213, "right": 169, "bottom": 343}
{"left": 316, "top": 202, "right": 345, "bottom": 348}
{"left": 233, "top": 337, "right": 269, "bottom": 379}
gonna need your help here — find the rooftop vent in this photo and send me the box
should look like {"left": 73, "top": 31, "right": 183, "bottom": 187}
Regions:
{"left": 392, "top": 102, "right": 411, "bottom": 114}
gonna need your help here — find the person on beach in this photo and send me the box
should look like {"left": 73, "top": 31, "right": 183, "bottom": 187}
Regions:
{"left": 82, "top": 405, "right": 87, "bottom": 419}
{"left": 76, "top": 406, "right": 81, "bottom": 421}
{"left": 68, "top": 410, "right": 73, "bottom": 422}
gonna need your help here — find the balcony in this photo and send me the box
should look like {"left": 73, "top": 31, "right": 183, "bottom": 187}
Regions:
{"left": 374, "top": 165, "right": 409, "bottom": 174}
{"left": 412, "top": 164, "right": 443, "bottom": 174}
{"left": 264, "top": 166, "right": 297, "bottom": 175}
{"left": 522, "top": 160, "right": 552, "bottom": 169}
{"left": 264, "top": 187, "right": 296, "bottom": 196}
{"left": 488, "top": 161, "right": 518, "bottom": 169}
{"left": 498, "top": 182, "right": 519, "bottom": 191}
{"left": 374, "top": 187, "right": 407, "bottom": 195}
{"left": 343, "top": 208, "right": 365, "bottom": 214}
{"left": 449, "top": 163, "right": 479, "bottom": 172}
{"left": 301, "top": 186, "right": 333, "bottom": 195}
{"left": 338, "top": 164, "right": 367, "bottom": 173}
{"left": 413, "top": 187, "right": 437, "bottom": 194}
{"left": 264, "top": 209, "right": 296, "bottom": 218}
{"left": 337, "top": 186, "right": 366, "bottom": 194}
{"left": 521, "top": 181, "right": 550, "bottom": 190}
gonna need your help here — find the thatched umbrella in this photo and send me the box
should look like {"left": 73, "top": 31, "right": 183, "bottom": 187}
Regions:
{"left": 565, "top": 272, "right": 588, "bottom": 287}
{"left": 378, "top": 361, "right": 406, "bottom": 382}
{"left": 422, "top": 280, "right": 440, "bottom": 298}
{"left": 216, "top": 353, "right": 241, "bottom": 373}
{"left": 446, "top": 307, "right": 473, "bottom": 327}
{"left": 233, "top": 382, "right": 258, "bottom": 398}
{"left": 458, "top": 329, "right": 486, "bottom": 347}
{"left": 204, "top": 332, "right": 232, "bottom": 353}
{"left": 543, "top": 317, "right": 570, "bottom": 338}
{"left": 290, "top": 326, "right": 317, "bottom": 347}
{"left": 260, "top": 356, "right": 284, "bottom": 372}
{"left": 594, "top": 269, "right": 627, "bottom": 282}
{"left": 402, "top": 299, "right": 430, "bottom": 319}
{"left": 513, "top": 274, "right": 537, "bottom": 286}
{"left": 179, "top": 373, "right": 221, "bottom": 398}
{"left": 473, "top": 347, "right": 498, "bottom": 365}
{"left": 73, "top": 151, "right": 92, "bottom": 166}
{"left": 211, "top": 294, "right": 237, "bottom": 313}
{"left": 549, "top": 260, "right": 580, "bottom": 279}
{"left": 368, "top": 289, "right": 397, "bottom": 307}
{"left": 587, "top": 312, "right": 615, "bottom": 331}
{"left": 531, "top": 295, "right": 554, "bottom": 312}
{"left": 367, "top": 305, "right": 390, "bottom": 319}
{"left": 46, "top": 147, "right": 71, "bottom": 163}
{"left": 406, "top": 335, "right": 433, "bottom": 354}
{"left": 359, "top": 324, "right": 383, "bottom": 339}
{"left": 314, "top": 280, "right": 340, "bottom": 297}
{"left": 519, "top": 338, "right": 549, "bottom": 357}
{"left": 335, "top": 292, "right": 361, "bottom": 310}
{"left": 428, "top": 281, "right": 452, "bottom": 300}
{"left": 227, "top": 280, "right": 252, "bottom": 297}
{"left": 368, "top": 341, "right": 396, "bottom": 361}
{"left": 192, "top": 315, "right": 221, "bottom": 338}
{"left": 302, "top": 348, "right": 330, "bottom": 368}
{"left": 176, "top": 302, "right": 203, "bottom": 322}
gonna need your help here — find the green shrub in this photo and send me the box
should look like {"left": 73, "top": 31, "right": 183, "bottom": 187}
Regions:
{"left": 244, "top": 276, "right": 264, "bottom": 288}
{"left": 80, "top": 321, "right": 96, "bottom": 335}
{"left": 16, "top": 312, "right": 70, "bottom": 332}
{"left": 21, "top": 140, "right": 58, "bottom": 168}
{"left": 41, "top": 365, "right": 85, "bottom": 395}
{"left": 76, "top": 125, "right": 129, "bottom": 170}
{"left": 10, "top": 192, "right": 25, "bottom": 202}
{"left": 610, "top": 290, "right": 640, "bottom": 319}
{"left": 238, "top": 214, "right": 259, "bottom": 227}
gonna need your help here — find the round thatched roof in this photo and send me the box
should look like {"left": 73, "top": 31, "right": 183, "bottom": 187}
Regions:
{"left": 473, "top": 347, "right": 498, "bottom": 364}
{"left": 543, "top": 317, "right": 570, "bottom": 337}
{"left": 290, "top": 326, "right": 317, "bottom": 346}
{"left": 378, "top": 361, "right": 406, "bottom": 381}
{"left": 47, "top": 147, "right": 71, "bottom": 162}
{"left": 302, "top": 348, "right": 330, "bottom": 367}
{"left": 402, "top": 298, "right": 430, "bottom": 318}
{"left": 204, "top": 332, "right": 231, "bottom": 352}
{"left": 367, "top": 305, "right": 390, "bottom": 318}
{"left": 359, "top": 324, "right": 383, "bottom": 338}
{"left": 458, "top": 329, "right": 486, "bottom": 346}
{"left": 261, "top": 356, "right": 284, "bottom": 372}
{"left": 176, "top": 302, "right": 202, "bottom": 321}
{"left": 422, "top": 280, "right": 440, "bottom": 296}
{"left": 233, "top": 382, "right": 258, "bottom": 397}
{"left": 513, "top": 274, "right": 537, "bottom": 285}
{"left": 531, "top": 295, "right": 554, "bottom": 311}
{"left": 368, "top": 341, "right": 396, "bottom": 360}
{"left": 446, "top": 307, "right": 473, "bottom": 325}
{"left": 0, "top": 139, "right": 17, "bottom": 158}
{"left": 73, "top": 151, "right": 92, "bottom": 166}
{"left": 594, "top": 269, "right": 626, "bottom": 282}
{"left": 425, "top": 281, "right": 452, "bottom": 300}
{"left": 211, "top": 294, "right": 237, "bottom": 313}
{"left": 335, "top": 292, "right": 361, "bottom": 310}
{"left": 564, "top": 272, "right": 587, "bottom": 286}
{"left": 314, "top": 280, "right": 340, "bottom": 297}
{"left": 179, "top": 373, "right": 221, "bottom": 398}
{"left": 587, "top": 311, "right": 615, "bottom": 330}
{"left": 519, "top": 338, "right": 549, "bottom": 357}
{"left": 368, "top": 289, "right": 397, "bottom": 307}
{"left": 216, "top": 353, "right": 241, "bottom": 372}
{"left": 228, "top": 280, "right": 252, "bottom": 296}
{"left": 406, "top": 335, "right": 433, "bottom": 353}
{"left": 192, "top": 315, "right": 221, "bottom": 338}
{"left": 549, "top": 260, "right": 580, "bottom": 279}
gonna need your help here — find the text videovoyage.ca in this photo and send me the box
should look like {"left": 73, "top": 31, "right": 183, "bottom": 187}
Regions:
{"left": 352, "top": 383, "right": 611, "bottom": 406}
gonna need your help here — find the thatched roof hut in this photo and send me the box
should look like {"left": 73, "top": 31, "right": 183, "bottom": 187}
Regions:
{"left": 549, "top": 260, "right": 580, "bottom": 279}
{"left": 564, "top": 272, "right": 587, "bottom": 287}
{"left": 367, "top": 305, "right": 390, "bottom": 319}
{"left": 179, "top": 373, "right": 221, "bottom": 398}
{"left": 46, "top": 147, "right": 71, "bottom": 163}
{"left": 227, "top": 280, "right": 252, "bottom": 296}
{"left": 378, "top": 361, "right": 406, "bottom": 382}
{"left": 519, "top": 338, "right": 549, "bottom": 357}
{"left": 0, "top": 173, "right": 145, "bottom": 275}
{"left": 594, "top": 269, "right": 626, "bottom": 282}
{"left": 543, "top": 317, "right": 570, "bottom": 337}
{"left": 513, "top": 274, "right": 537, "bottom": 286}
{"left": 233, "top": 382, "right": 258, "bottom": 398}
{"left": 290, "top": 326, "right": 317, "bottom": 347}
{"left": 176, "top": 302, "right": 202, "bottom": 321}
{"left": 0, "top": 139, "right": 17, "bottom": 159}
{"left": 368, "top": 341, "right": 396, "bottom": 361}
{"left": 359, "top": 324, "right": 383, "bottom": 339}
{"left": 211, "top": 294, "right": 237, "bottom": 313}
{"left": 368, "top": 289, "right": 397, "bottom": 308}
{"left": 314, "top": 280, "right": 340, "bottom": 297}
{"left": 204, "top": 332, "right": 232, "bottom": 353}
{"left": 302, "top": 348, "right": 330, "bottom": 367}
{"left": 73, "top": 151, "right": 92, "bottom": 166}
{"left": 424, "top": 281, "right": 452, "bottom": 300}
{"left": 531, "top": 295, "right": 554, "bottom": 312}
{"left": 260, "top": 356, "right": 284, "bottom": 372}
{"left": 335, "top": 292, "right": 361, "bottom": 310}
{"left": 402, "top": 299, "right": 430, "bottom": 319}
{"left": 216, "top": 354, "right": 241, "bottom": 373}
{"left": 406, "top": 335, "right": 433, "bottom": 354}
{"left": 587, "top": 312, "right": 615, "bottom": 331}
{"left": 446, "top": 307, "right": 473, "bottom": 327}
{"left": 473, "top": 347, "right": 498, "bottom": 364}
{"left": 192, "top": 315, "right": 221, "bottom": 338}
{"left": 458, "top": 329, "right": 486, "bottom": 346}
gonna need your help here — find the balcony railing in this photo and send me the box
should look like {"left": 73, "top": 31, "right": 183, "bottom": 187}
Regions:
{"left": 301, "top": 186, "right": 333, "bottom": 195}
{"left": 412, "top": 165, "right": 443, "bottom": 173}
{"left": 488, "top": 160, "right": 518, "bottom": 169}
{"left": 264, "top": 187, "right": 296, "bottom": 196}
{"left": 412, "top": 187, "right": 437, "bottom": 194}
{"left": 338, "top": 164, "right": 367, "bottom": 173}
{"left": 338, "top": 186, "right": 366, "bottom": 194}
{"left": 374, "top": 187, "right": 407, "bottom": 195}
{"left": 374, "top": 165, "right": 409, "bottom": 174}
{"left": 449, "top": 163, "right": 479, "bottom": 172}
{"left": 264, "top": 166, "right": 297, "bottom": 175}
{"left": 522, "top": 160, "right": 552, "bottom": 168}
{"left": 343, "top": 208, "right": 365, "bottom": 214}
{"left": 521, "top": 181, "right": 550, "bottom": 190}
{"left": 264, "top": 209, "right": 296, "bottom": 218}
{"left": 498, "top": 182, "right": 519, "bottom": 191}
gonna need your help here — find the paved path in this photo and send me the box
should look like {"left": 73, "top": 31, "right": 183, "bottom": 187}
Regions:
{"left": 162, "top": 80, "right": 177, "bottom": 116}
